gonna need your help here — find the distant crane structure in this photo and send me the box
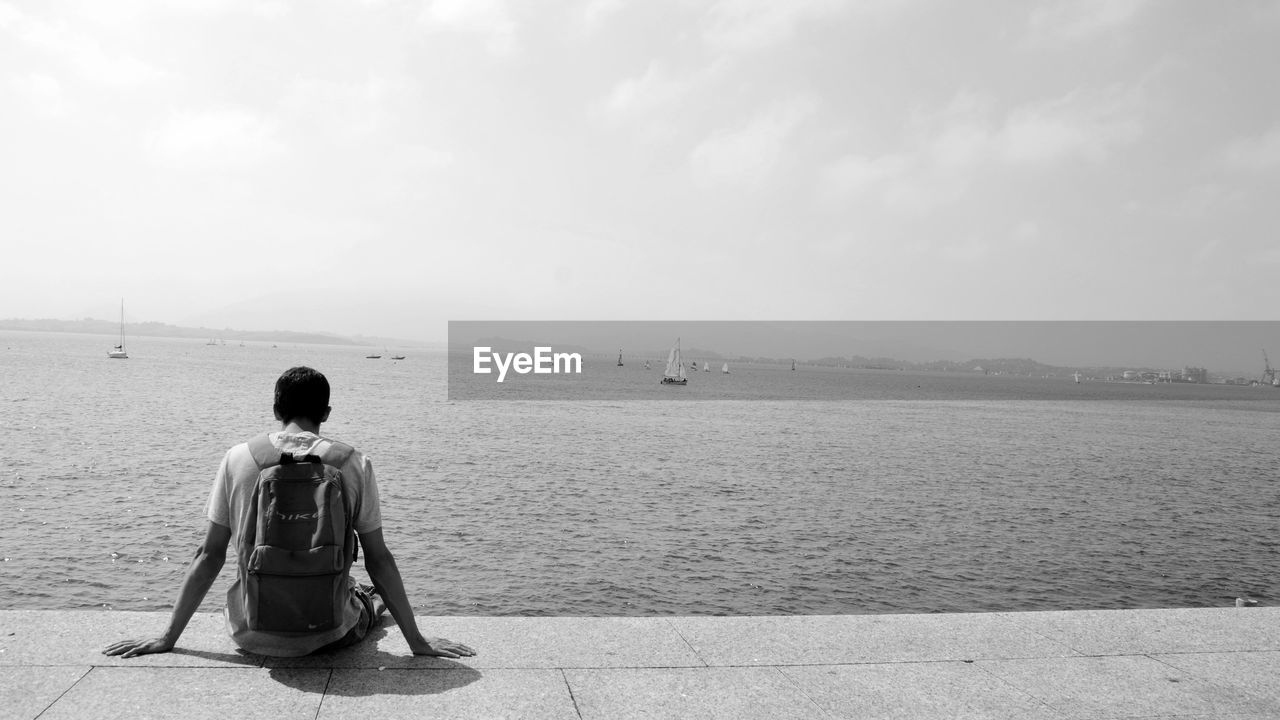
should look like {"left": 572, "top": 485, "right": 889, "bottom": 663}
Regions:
{"left": 1263, "top": 350, "right": 1278, "bottom": 387}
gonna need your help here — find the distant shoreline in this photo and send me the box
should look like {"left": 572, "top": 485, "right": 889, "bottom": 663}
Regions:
{"left": 446, "top": 341, "right": 1259, "bottom": 384}
{"left": 4, "top": 320, "right": 1261, "bottom": 379}
{"left": 0, "top": 318, "right": 362, "bottom": 347}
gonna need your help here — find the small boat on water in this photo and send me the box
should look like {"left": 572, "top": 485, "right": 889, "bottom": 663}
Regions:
{"left": 660, "top": 338, "right": 688, "bottom": 385}
{"left": 108, "top": 299, "right": 128, "bottom": 359}
{"left": 644, "top": 360, "right": 651, "bottom": 370}
{"left": 391, "top": 354, "right": 406, "bottom": 360}
{"left": 617, "top": 350, "right": 624, "bottom": 367}
{"left": 703, "top": 362, "right": 710, "bottom": 372}
{"left": 722, "top": 362, "right": 730, "bottom": 374}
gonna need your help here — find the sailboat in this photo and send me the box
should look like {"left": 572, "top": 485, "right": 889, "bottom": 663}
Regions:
{"left": 791, "top": 359, "right": 796, "bottom": 371}
{"left": 617, "top": 350, "right": 624, "bottom": 367}
{"left": 660, "top": 338, "right": 688, "bottom": 385}
{"left": 108, "top": 300, "right": 128, "bottom": 359}
{"left": 703, "top": 362, "right": 710, "bottom": 372}
{"left": 722, "top": 362, "right": 730, "bottom": 374}
{"left": 644, "top": 360, "right": 651, "bottom": 370}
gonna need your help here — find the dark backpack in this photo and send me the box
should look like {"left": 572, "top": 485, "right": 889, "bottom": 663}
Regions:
{"left": 237, "top": 434, "right": 357, "bottom": 633}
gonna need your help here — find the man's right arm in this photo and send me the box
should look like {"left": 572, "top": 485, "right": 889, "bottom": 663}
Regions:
{"left": 102, "top": 520, "right": 231, "bottom": 658}
{"left": 358, "top": 528, "right": 476, "bottom": 659}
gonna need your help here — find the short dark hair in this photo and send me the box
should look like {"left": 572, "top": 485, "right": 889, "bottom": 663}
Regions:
{"left": 274, "top": 366, "right": 330, "bottom": 425}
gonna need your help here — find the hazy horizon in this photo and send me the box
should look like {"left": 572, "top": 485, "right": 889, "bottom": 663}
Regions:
{"left": 12, "top": 315, "right": 1277, "bottom": 375}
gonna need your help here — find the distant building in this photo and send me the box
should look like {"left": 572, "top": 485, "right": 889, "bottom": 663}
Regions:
{"left": 1182, "top": 366, "right": 1208, "bottom": 384}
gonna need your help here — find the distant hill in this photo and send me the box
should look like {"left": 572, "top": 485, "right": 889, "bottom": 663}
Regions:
{"left": 0, "top": 317, "right": 358, "bottom": 346}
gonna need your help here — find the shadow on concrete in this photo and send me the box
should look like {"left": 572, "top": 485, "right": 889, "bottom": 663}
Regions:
{"left": 169, "top": 647, "right": 265, "bottom": 666}
{"left": 268, "top": 659, "right": 483, "bottom": 697}
{"left": 265, "top": 625, "right": 483, "bottom": 697}
{"left": 327, "top": 662, "right": 483, "bottom": 697}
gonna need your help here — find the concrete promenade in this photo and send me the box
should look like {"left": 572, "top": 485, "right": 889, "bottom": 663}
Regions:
{"left": 3, "top": 607, "right": 1278, "bottom": 719}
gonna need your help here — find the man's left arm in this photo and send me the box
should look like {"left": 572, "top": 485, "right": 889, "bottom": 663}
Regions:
{"left": 102, "top": 521, "right": 232, "bottom": 658}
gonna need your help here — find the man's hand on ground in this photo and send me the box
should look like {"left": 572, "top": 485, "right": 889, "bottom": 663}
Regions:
{"left": 101, "top": 637, "right": 175, "bottom": 658}
{"left": 409, "top": 636, "right": 477, "bottom": 658}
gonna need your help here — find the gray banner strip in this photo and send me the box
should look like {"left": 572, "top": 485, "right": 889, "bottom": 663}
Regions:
{"left": 447, "top": 321, "right": 1280, "bottom": 401}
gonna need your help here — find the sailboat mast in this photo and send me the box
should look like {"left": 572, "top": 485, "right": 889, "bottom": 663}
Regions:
{"left": 108, "top": 298, "right": 129, "bottom": 358}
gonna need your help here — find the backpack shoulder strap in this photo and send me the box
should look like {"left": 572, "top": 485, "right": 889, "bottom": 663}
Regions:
{"left": 246, "top": 434, "right": 281, "bottom": 469}
{"left": 317, "top": 439, "right": 359, "bottom": 560}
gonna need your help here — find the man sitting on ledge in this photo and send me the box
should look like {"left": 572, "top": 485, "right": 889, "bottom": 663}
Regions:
{"left": 104, "top": 366, "right": 475, "bottom": 660}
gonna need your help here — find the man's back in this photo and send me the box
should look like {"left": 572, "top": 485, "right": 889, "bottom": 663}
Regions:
{"left": 207, "top": 431, "right": 383, "bottom": 656}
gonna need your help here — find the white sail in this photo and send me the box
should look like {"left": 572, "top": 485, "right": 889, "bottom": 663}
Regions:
{"left": 722, "top": 363, "right": 729, "bottom": 374}
{"left": 703, "top": 362, "right": 710, "bottom": 372}
{"left": 662, "top": 338, "right": 687, "bottom": 383}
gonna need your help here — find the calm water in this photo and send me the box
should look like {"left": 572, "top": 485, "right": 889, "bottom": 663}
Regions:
{"left": 2, "top": 330, "right": 1278, "bottom": 616}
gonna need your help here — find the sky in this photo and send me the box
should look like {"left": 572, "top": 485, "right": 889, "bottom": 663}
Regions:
{"left": 2, "top": 0, "right": 1278, "bottom": 345}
